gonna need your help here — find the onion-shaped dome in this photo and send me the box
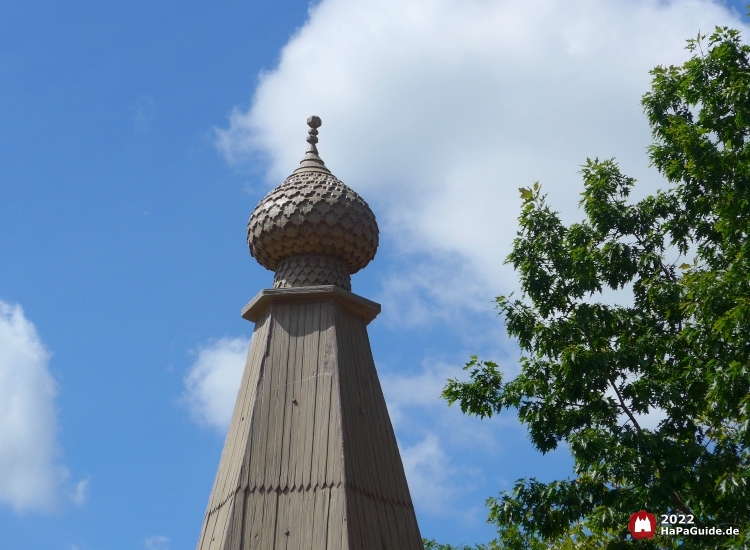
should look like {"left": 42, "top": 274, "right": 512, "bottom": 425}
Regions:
{"left": 247, "top": 116, "right": 379, "bottom": 291}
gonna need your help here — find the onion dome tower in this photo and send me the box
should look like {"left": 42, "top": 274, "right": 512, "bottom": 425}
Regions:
{"left": 195, "top": 117, "right": 423, "bottom": 549}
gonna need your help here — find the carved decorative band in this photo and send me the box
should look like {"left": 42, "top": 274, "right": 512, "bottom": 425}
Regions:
{"left": 273, "top": 255, "right": 351, "bottom": 291}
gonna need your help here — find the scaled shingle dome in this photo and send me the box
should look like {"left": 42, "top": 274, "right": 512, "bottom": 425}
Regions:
{"left": 247, "top": 116, "right": 379, "bottom": 281}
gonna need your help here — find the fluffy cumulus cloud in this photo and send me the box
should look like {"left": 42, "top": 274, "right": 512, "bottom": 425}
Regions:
{"left": 379, "top": 358, "right": 520, "bottom": 516}
{"left": 0, "top": 300, "right": 68, "bottom": 512}
{"left": 400, "top": 434, "right": 473, "bottom": 516}
{"left": 183, "top": 337, "right": 249, "bottom": 432}
{"left": 218, "top": 0, "right": 747, "bottom": 318}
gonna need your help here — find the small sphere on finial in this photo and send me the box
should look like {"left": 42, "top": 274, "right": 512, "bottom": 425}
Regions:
{"left": 307, "top": 115, "right": 322, "bottom": 128}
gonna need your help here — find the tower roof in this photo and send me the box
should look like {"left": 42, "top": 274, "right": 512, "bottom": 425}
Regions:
{"left": 246, "top": 117, "right": 379, "bottom": 279}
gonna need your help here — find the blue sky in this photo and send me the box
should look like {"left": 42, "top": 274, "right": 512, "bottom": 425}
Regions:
{"left": 1, "top": 1, "right": 749, "bottom": 549}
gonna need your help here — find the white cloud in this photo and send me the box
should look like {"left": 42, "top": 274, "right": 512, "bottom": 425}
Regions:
{"left": 183, "top": 337, "right": 249, "bottom": 432}
{"left": 145, "top": 535, "right": 169, "bottom": 550}
{"left": 380, "top": 358, "right": 519, "bottom": 519}
{"left": 0, "top": 299, "right": 70, "bottom": 513}
{"left": 399, "top": 433, "right": 482, "bottom": 520}
{"left": 376, "top": 254, "right": 499, "bottom": 329}
{"left": 633, "top": 407, "right": 669, "bottom": 431}
{"left": 380, "top": 361, "right": 457, "bottom": 429}
{"left": 217, "top": 0, "right": 747, "bottom": 323}
{"left": 69, "top": 478, "right": 89, "bottom": 506}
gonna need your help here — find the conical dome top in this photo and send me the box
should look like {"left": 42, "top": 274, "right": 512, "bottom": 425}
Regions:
{"left": 246, "top": 117, "right": 379, "bottom": 291}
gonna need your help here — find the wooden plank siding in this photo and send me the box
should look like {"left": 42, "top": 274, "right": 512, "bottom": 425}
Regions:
{"left": 196, "top": 289, "right": 423, "bottom": 549}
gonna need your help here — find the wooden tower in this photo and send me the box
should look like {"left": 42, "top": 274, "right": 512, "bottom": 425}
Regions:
{"left": 195, "top": 117, "right": 423, "bottom": 549}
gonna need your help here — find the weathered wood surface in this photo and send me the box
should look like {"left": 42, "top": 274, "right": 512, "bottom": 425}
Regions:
{"left": 241, "top": 285, "right": 381, "bottom": 325}
{"left": 195, "top": 290, "right": 423, "bottom": 550}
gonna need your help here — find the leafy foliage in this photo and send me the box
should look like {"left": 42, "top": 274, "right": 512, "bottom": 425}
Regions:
{"left": 442, "top": 27, "right": 750, "bottom": 549}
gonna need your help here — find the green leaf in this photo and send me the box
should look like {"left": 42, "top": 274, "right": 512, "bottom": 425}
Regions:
{"left": 519, "top": 187, "right": 533, "bottom": 200}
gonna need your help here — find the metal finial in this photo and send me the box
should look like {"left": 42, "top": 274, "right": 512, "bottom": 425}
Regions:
{"left": 294, "top": 115, "right": 330, "bottom": 174}
{"left": 307, "top": 115, "right": 322, "bottom": 129}
{"left": 306, "top": 115, "right": 321, "bottom": 145}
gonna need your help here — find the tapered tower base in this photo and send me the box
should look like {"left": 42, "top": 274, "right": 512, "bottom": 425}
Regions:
{"left": 196, "top": 286, "right": 423, "bottom": 550}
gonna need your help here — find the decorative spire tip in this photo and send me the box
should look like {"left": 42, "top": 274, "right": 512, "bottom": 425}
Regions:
{"left": 306, "top": 116, "right": 321, "bottom": 145}
{"left": 294, "top": 115, "right": 330, "bottom": 173}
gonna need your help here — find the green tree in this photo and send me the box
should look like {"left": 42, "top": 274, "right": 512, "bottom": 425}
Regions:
{"left": 443, "top": 26, "right": 750, "bottom": 549}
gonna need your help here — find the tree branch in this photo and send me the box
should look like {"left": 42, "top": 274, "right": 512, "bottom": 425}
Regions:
{"left": 670, "top": 492, "right": 706, "bottom": 529}
{"left": 609, "top": 378, "right": 642, "bottom": 434}
{"left": 608, "top": 380, "right": 706, "bottom": 528}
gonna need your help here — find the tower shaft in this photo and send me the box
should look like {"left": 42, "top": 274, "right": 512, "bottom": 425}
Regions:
{"left": 196, "top": 287, "right": 423, "bottom": 549}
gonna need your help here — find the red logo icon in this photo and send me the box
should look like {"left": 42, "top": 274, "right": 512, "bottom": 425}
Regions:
{"left": 628, "top": 510, "right": 656, "bottom": 539}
